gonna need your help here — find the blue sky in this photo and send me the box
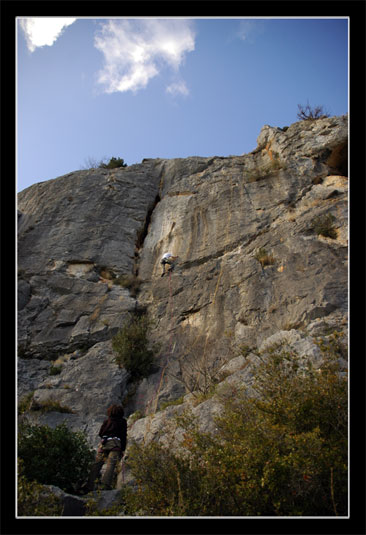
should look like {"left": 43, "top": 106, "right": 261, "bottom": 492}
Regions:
{"left": 16, "top": 17, "right": 348, "bottom": 192}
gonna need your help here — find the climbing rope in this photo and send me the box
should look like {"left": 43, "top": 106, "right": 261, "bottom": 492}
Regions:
{"left": 167, "top": 269, "right": 175, "bottom": 353}
{"left": 151, "top": 270, "right": 175, "bottom": 410}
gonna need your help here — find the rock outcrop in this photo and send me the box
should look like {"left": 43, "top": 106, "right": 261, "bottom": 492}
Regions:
{"left": 18, "top": 115, "right": 348, "bottom": 461}
{"left": 42, "top": 485, "right": 122, "bottom": 516}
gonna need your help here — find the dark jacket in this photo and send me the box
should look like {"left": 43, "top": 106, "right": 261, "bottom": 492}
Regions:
{"left": 98, "top": 416, "right": 127, "bottom": 451}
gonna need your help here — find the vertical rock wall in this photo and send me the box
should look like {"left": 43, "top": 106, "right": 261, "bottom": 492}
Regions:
{"left": 17, "top": 115, "right": 348, "bottom": 447}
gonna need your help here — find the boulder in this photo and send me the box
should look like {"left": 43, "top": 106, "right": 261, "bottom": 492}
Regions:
{"left": 44, "top": 486, "right": 123, "bottom": 516}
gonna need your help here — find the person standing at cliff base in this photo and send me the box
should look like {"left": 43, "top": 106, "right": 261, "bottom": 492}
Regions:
{"left": 161, "top": 252, "right": 179, "bottom": 277}
{"left": 87, "top": 404, "right": 127, "bottom": 491}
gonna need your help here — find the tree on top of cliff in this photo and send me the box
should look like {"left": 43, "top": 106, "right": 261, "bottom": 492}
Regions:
{"left": 297, "top": 101, "right": 330, "bottom": 121}
{"left": 100, "top": 156, "right": 127, "bottom": 169}
{"left": 82, "top": 156, "right": 127, "bottom": 169}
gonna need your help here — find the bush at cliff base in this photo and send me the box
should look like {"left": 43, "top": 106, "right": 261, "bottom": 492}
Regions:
{"left": 18, "top": 421, "right": 95, "bottom": 495}
{"left": 121, "top": 332, "right": 347, "bottom": 516}
{"left": 112, "top": 312, "right": 156, "bottom": 380}
{"left": 17, "top": 459, "right": 63, "bottom": 516}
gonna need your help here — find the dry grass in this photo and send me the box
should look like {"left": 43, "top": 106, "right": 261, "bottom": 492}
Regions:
{"left": 254, "top": 247, "right": 276, "bottom": 267}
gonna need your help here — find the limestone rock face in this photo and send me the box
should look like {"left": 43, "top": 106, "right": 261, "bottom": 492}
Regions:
{"left": 18, "top": 161, "right": 163, "bottom": 359}
{"left": 21, "top": 341, "right": 129, "bottom": 447}
{"left": 17, "top": 115, "right": 348, "bottom": 461}
{"left": 132, "top": 115, "right": 348, "bottom": 413}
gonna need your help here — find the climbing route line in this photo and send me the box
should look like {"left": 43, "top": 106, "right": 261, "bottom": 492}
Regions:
{"left": 140, "top": 170, "right": 236, "bottom": 443}
{"left": 143, "top": 269, "right": 176, "bottom": 443}
{"left": 153, "top": 270, "right": 175, "bottom": 406}
{"left": 191, "top": 171, "right": 234, "bottom": 388}
{"left": 212, "top": 172, "right": 233, "bottom": 306}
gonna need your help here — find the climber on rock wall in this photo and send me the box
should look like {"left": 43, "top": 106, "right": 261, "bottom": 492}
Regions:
{"left": 160, "top": 252, "right": 179, "bottom": 277}
{"left": 86, "top": 404, "right": 127, "bottom": 491}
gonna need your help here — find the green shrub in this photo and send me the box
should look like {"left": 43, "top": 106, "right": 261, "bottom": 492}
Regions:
{"left": 49, "top": 365, "right": 62, "bottom": 376}
{"left": 19, "top": 393, "right": 74, "bottom": 415}
{"left": 18, "top": 421, "right": 95, "bottom": 494}
{"left": 312, "top": 213, "right": 337, "bottom": 239}
{"left": 121, "top": 440, "right": 203, "bottom": 516}
{"left": 18, "top": 460, "right": 63, "bottom": 516}
{"left": 159, "top": 396, "right": 185, "bottom": 411}
{"left": 18, "top": 391, "right": 34, "bottom": 415}
{"left": 128, "top": 409, "right": 145, "bottom": 425}
{"left": 112, "top": 312, "right": 157, "bottom": 381}
{"left": 82, "top": 156, "right": 128, "bottom": 170}
{"left": 100, "top": 156, "right": 127, "bottom": 169}
{"left": 121, "top": 335, "right": 348, "bottom": 516}
{"left": 84, "top": 490, "right": 126, "bottom": 516}
{"left": 33, "top": 399, "right": 74, "bottom": 414}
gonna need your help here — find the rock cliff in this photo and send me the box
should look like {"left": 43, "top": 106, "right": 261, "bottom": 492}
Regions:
{"left": 17, "top": 115, "right": 348, "bottom": 468}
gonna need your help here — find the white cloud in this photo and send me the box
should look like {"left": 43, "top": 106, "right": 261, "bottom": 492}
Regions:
{"left": 19, "top": 17, "right": 77, "bottom": 52}
{"left": 166, "top": 80, "right": 189, "bottom": 97}
{"left": 94, "top": 19, "right": 195, "bottom": 94}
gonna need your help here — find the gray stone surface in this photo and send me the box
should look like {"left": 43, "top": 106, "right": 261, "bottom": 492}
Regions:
{"left": 17, "top": 160, "right": 163, "bottom": 359}
{"left": 21, "top": 341, "right": 129, "bottom": 447}
{"left": 18, "top": 115, "right": 348, "bottom": 487}
{"left": 43, "top": 485, "right": 122, "bottom": 516}
{"left": 135, "top": 115, "right": 348, "bottom": 408}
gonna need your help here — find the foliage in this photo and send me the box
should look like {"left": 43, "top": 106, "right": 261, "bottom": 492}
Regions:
{"left": 254, "top": 247, "right": 276, "bottom": 268}
{"left": 82, "top": 156, "right": 128, "bottom": 169}
{"left": 121, "top": 335, "right": 347, "bottom": 516}
{"left": 245, "top": 155, "right": 286, "bottom": 184}
{"left": 84, "top": 489, "right": 126, "bottom": 516}
{"left": 112, "top": 311, "right": 157, "bottom": 381}
{"left": 297, "top": 102, "right": 330, "bottom": 121}
{"left": 128, "top": 409, "right": 145, "bottom": 425}
{"left": 169, "top": 336, "right": 232, "bottom": 399}
{"left": 18, "top": 391, "right": 34, "bottom": 415}
{"left": 239, "top": 345, "right": 255, "bottom": 358}
{"left": 18, "top": 392, "right": 74, "bottom": 415}
{"left": 49, "top": 365, "right": 62, "bottom": 375}
{"left": 159, "top": 396, "right": 185, "bottom": 411}
{"left": 100, "top": 156, "right": 127, "bottom": 169}
{"left": 32, "top": 399, "right": 74, "bottom": 414}
{"left": 269, "top": 153, "right": 283, "bottom": 171}
{"left": 17, "top": 460, "right": 63, "bottom": 516}
{"left": 18, "top": 421, "right": 95, "bottom": 494}
{"left": 312, "top": 213, "right": 337, "bottom": 239}
{"left": 114, "top": 274, "right": 142, "bottom": 297}
{"left": 121, "top": 441, "right": 204, "bottom": 516}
